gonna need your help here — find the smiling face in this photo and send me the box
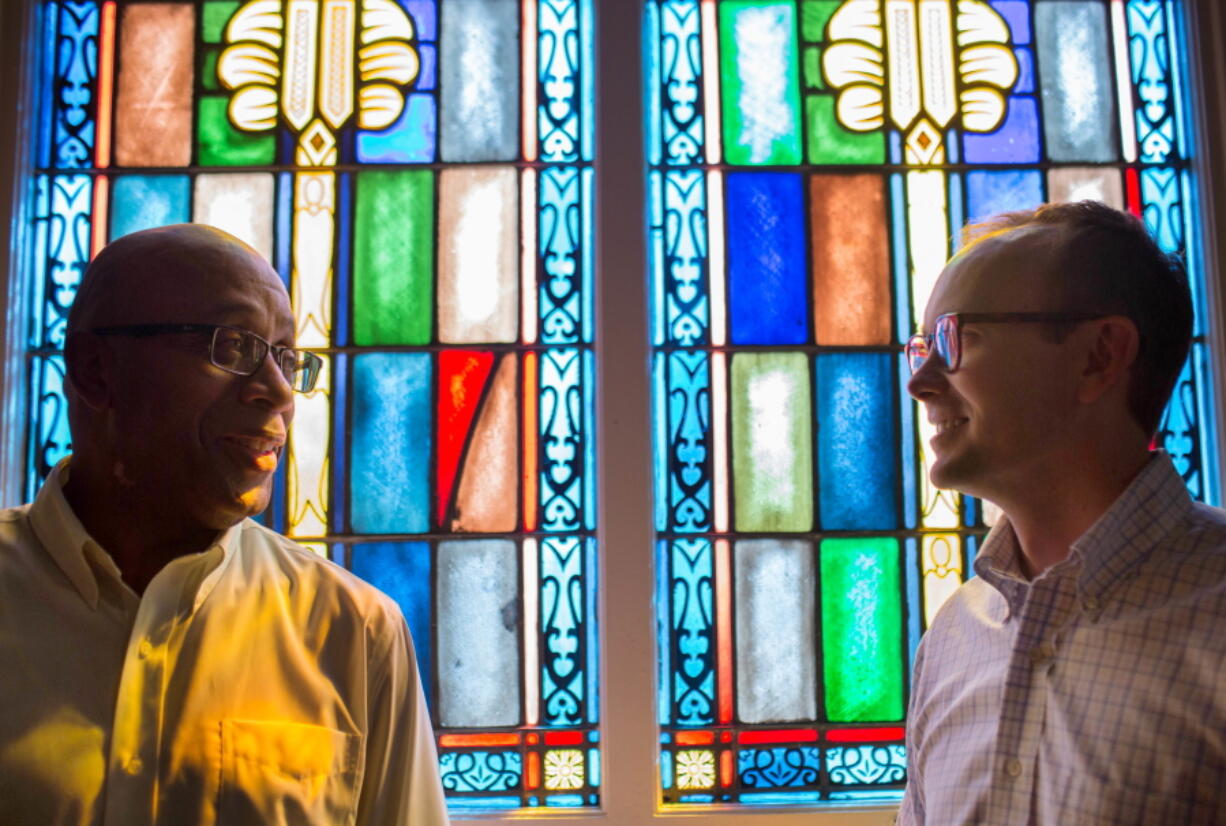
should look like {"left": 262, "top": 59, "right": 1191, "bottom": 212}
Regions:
{"left": 93, "top": 226, "right": 296, "bottom": 530}
{"left": 906, "top": 225, "right": 1087, "bottom": 502}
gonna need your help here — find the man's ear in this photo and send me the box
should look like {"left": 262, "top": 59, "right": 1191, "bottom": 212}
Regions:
{"left": 64, "top": 331, "right": 114, "bottom": 412}
{"left": 1077, "top": 315, "right": 1139, "bottom": 404}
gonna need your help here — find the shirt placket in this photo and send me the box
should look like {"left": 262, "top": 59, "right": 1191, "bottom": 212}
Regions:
{"left": 987, "top": 566, "right": 1078, "bottom": 821}
{"left": 101, "top": 583, "right": 186, "bottom": 824}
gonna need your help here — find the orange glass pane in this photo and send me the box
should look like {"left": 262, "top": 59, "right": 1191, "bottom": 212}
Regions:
{"left": 809, "top": 174, "right": 891, "bottom": 345}
{"left": 115, "top": 3, "right": 193, "bottom": 167}
{"left": 674, "top": 730, "right": 715, "bottom": 746}
{"left": 453, "top": 354, "right": 519, "bottom": 531}
{"left": 438, "top": 732, "right": 522, "bottom": 748}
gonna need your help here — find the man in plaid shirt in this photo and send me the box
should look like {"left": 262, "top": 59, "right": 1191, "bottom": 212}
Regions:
{"left": 900, "top": 201, "right": 1226, "bottom": 825}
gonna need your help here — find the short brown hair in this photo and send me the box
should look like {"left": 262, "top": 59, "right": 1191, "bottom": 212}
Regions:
{"left": 961, "top": 200, "right": 1192, "bottom": 437}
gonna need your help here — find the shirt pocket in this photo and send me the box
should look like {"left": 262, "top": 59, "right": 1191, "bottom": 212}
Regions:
{"left": 218, "top": 719, "right": 363, "bottom": 826}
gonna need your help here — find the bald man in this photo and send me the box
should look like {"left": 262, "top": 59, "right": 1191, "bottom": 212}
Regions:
{"left": 0, "top": 225, "right": 448, "bottom": 825}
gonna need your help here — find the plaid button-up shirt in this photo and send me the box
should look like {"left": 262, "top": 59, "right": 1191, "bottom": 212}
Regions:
{"left": 899, "top": 452, "right": 1226, "bottom": 825}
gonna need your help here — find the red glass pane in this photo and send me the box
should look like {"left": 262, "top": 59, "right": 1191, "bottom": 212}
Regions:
{"left": 436, "top": 350, "right": 495, "bottom": 526}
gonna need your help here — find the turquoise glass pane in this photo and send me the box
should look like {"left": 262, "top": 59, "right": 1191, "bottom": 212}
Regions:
{"left": 109, "top": 175, "right": 190, "bottom": 240}
{"left": 356, "top": 94, "right": 437, "bottom": 163}
{"left": 350, "top": 353, "right": 432, "bottom": 534}
{"left": 436, "top": 539, "right": 520, "bottom": 727}
{"left": 1035, "top": 1, "right": 1118, "bottom": 162}
{"left": 815, "top": 353, "right": 898, "bottom": 531}
{"left": 734, "top": 539, "right": 817, "bottom": 723}
{"left": 350, "top": 542, "right": 433, "bottom": 709}
{"left": 726, "top": 173, "right": 808, "bottom": 345}
{"left": 440, "top": 0, "right": 519, "bottom": 161}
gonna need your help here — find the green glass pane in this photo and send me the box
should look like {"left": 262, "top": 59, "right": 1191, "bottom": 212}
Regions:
{"left": 200, "top": 49, "right": 221, "bottom": 93}
{"left": 802, "top": 46, "right": 823, "bottom": 90}
{"left": 353, "top": 170, "right": 435, "bottom": 345}
{"left": 800, "top": 0, "right": 840, "bottom": 41}
{"left": 820, "top": 537, "right": 904, "bottom": 722}
{"left": 202, "top": 1, "right": 240, "bottom": 44}
{"left": 196, "top": 96, "right": 275, "bottom": 166}
{"left": 719, "top": 1, "right": 803, "bottom": 166}
{"left": 730, "top": 352, "right": 812, "bottom": 531}
{"left": 805, "top": 95, "right": 884, "bottom": 165}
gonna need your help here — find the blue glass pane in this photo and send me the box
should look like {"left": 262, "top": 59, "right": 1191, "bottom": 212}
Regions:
{"left": 439, "top": 751, "right": 522, "bottom": 792}
{"left": 349, "top": 542, "right": 433, "bottom": 709}
{"left": 1035, "top": 1, "right": 1118, "bottom": 162}
{"left": 418, "top": 43, "right": 438, "bottom": 89}
{"left": 815, "top": 353, "right": 898, "bottom": 531}
{"left": 356, "top": 94, "right": 437, "bottom": 163}
{"left": 540, "top": 167, "right": 583, "bottom": 344}
{"left": 726, "top": 173, "right": 807, "bottom": 345}
{"left": 405, "top": 0, "right": 437, "bottom": 38}
{"left": 664, "top": 351, "right": 711, "bottom": 533}
{"left": 990, "top": 0, "right": 1031, "bottom": 44}
{"left": 1014, "top": 47, "right": 1035, "bottom": 94}
{"left": 825, "top": 745, "right": 906, "bottom": 786}
{"left": 962, "top": 97, "right": 1040, "bottom": 164}
{"left": 738, "top": 747, "right": 821, "bottom": 788}
{"left": 668, "top": 538, "right": 714, "bottom": 726}
{"left": 540, "top": 348, "right": 585, "bottom": 531}
{"left": 350, "top": 353, "right": 431, "bottom": 533}
{"left": 44, "top": 0, "right": 99, "bottom": 170}
{"left": 439, "top": 0, "right": 519, "bottom": 161}
{"left": 965, "top": 170, "right": 1044, "bottom": 224}
{"left": 542, "top": 536, "right": 589, "bottom": 726}
{"left": 109, "top": 175, "right": 191, "bottom": 240}
{"left": 27, "top": 355, "right": 71, "bottom": 501}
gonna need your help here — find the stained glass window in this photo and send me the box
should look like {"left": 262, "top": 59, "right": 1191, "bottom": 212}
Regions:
{"left": 646, "top": 0, "right": 1218, "bottom": 807}
{"left": 24, "top": 0, "right": 598, "bottom": 811}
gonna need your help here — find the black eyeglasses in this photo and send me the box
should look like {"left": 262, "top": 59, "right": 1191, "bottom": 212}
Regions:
{"left": 906, "top": 312, "right": 1109, "bottom": 374}
{"left": 91, "top": 323, "right": 323, "bottom": 392}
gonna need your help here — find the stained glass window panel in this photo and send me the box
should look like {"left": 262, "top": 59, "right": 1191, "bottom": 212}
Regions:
{"left": 20, "top": 0, "right": 598, "bottom": 812}
{"left": 647, "top": 0, "right": 1218, "bottom": 807}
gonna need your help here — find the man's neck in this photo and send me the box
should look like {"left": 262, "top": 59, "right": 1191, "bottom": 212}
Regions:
{"left": 61, "top": 459, "right": 220, "bottom": 595}
{"left": 999, "top": 446, "right": 1153, "bottom": 579}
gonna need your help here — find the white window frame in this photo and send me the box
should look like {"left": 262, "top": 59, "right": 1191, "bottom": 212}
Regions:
{"left": 1, "top": 2, "right": 1225, "bottom": 824}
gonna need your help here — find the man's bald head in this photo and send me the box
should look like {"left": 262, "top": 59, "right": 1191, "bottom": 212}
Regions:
{"left": 67, "top": 224, "right": 277, "bottom": 335}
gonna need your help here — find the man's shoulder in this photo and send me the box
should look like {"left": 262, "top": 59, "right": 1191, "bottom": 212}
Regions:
{"left": 233, "top": 520, "right": 404, "bottom": 626}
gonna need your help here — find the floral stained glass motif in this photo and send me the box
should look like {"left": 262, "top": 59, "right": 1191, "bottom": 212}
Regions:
{"left": 22, "top": 0, "right": 598, "bottom": 812}
{"left": 647, "top": 0, "right": 1217, "bottom": 807}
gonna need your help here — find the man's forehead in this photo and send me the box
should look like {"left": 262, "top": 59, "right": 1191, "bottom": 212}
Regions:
{"left": 924, "top": 225, "right": 1067, "bottom": 323}
{"left": 105, "top": 233, "right": 290, "bottom": 326}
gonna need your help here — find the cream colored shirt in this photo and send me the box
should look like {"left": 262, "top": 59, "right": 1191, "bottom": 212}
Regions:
{"left": 0, "top": 461, "right": 449, "bottom": 826}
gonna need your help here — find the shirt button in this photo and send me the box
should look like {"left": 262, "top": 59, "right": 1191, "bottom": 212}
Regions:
{"left": 1005, "top": 759, "right": 1022, "bottom": 778}
{"left": 1082, "top": 596, "right": 1100, "bottom": 612}
{"left": 124, "top": 757, "right": 143, "bottom": 775}
{"left": 137, "top": 639, "right": 153, "bottom": 659}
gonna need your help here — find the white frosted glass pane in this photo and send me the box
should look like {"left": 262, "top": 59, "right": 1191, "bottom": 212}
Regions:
{"left": 1035, "top": 2, "right": 1117, "bottom": 162}
{"left": 193, "top": 173, "right": 276, "bottom": 261}
{"left": 440, "top": 0, "right": 519, "bottom": 161}
{"left": 437, "top": 539, "right": 520, "bottom": 727}
{"left": 734, "top": 539, "right": 817, "bottom": 723}
{"left": 1046, "top": 167, "right": 1124, "bottom": 210}
{"left": 438, "top": 166, "right": 518, "bottom": 343}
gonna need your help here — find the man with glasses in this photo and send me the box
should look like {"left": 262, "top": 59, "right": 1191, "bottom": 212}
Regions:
{"left": 0, "top": 224, "right": 448, "bottom": 825}
{"left": 898, "top": 200, "right": 1226, "bottom": 825}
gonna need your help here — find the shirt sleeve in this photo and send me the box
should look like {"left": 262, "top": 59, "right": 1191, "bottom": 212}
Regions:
{"left": 896, "top": 636, "right": 928, "bottom": 826}
{"left": 354, "top": 613, "right": 450, "bottom": 826}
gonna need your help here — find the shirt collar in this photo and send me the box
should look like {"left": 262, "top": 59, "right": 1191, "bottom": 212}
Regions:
{"left": 1070, "top": 450, "right": 1192, "bottom": 601}
{"left": 973, "top": 451, "right": 1191, "bottom": 610}
{"left": 27, "top": 457, "right": 241, "bottom": 611}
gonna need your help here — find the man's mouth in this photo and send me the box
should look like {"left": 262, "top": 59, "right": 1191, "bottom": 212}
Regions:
{"left": 933, "top": 417, "right": 968, "bottom": 436}
{"left": 222, "top": 435, "right": 285, "bottom": 471}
